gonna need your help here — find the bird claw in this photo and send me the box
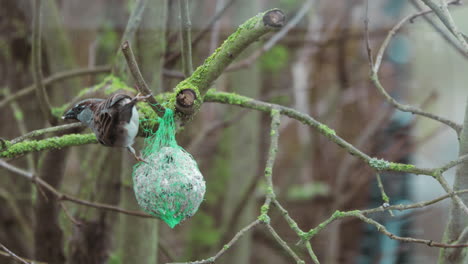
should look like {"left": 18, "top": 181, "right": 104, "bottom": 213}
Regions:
{"left": 134, "top": 92, "right": 152, "bottom": 102}
{"left": 136, "top": 155, "right": 148, "bottom": 164}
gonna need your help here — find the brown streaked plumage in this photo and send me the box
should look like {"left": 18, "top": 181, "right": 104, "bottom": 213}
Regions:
{"left": 63, "top": 93, "right": 151, "bottom": 162}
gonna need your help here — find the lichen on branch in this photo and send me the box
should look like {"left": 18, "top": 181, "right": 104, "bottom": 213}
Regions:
{"left": 0, "top": 134, "right": 97, "bottom": 159}
{"left": 172, "top": 9, "right": 285, "bottom": 114}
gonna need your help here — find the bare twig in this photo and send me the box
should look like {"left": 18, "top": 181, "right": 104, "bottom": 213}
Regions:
{"left": 227, "top": 0, "right": 313, "bottom": 71}
{"left": 364, "top": 0, "right": 374, "bottom": 68}
{"left": 113, "top": 0, "right": 149, "bottom": 75}
{"left": 410, "top": 0, "right": 468, "bottom": 60}
{"left": 355, "top": 213, "right": 468, "bottom": 248}
{"left": 0, "top": 159, "right": 153, "bottom": 218}
{"left": 121, "top": 41, "right": 165, "bottom": 116}
{"left": 305, "top": 241, "right": 320, "bottom": 264}
{"left": 0, "top": 242, "right": 31, "bottom": 264}
{"left": 367, "top": 1, "right": 462, "bottom": 134}
{"left": 158, "top": 240, "right": 177, "bottom": 262}
{"left": 420, "top": 0, "right": 468, "bottom": 53}
{"left": 32, "top": 0, "right": 56, "bottom": 125}
{"left": 435, "top": 174, "right": 468, "bottom": 216}
{"left": 437, "top": 153, "right": 468, "bottom": 173}
{"left": 165, "top": 0, "right": 237, "bottom": 65}
{"left": 178, "top": 0, "right": 193, "bottom": 76}
{"left": 205, "top": 91, "right": 436, "bottom": 176}
{"left": 168, "top": 220, "right": 261, "bottom": 264}
{"left": 265, "top": 223, "right": 304, "bottom": 264}
{"left": 60, "top": 201, "right": 83, "bottom": 226}
{"left": 361, "top": 189, "right": 468, "bottom": 214}
{"left": 0, "top": 66, "right": 111, "bottom": 108}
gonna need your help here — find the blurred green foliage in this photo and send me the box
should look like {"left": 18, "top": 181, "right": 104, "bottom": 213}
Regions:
{"left": 286, "top": 182, "right": 329, "bottom": 201}
{"left": 260, "top": 45, "right": 289, "bottom": 73}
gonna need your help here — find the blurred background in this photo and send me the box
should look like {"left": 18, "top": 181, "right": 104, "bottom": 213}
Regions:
{"left": 0, "top": 0, "right": 467, "bottom": 263}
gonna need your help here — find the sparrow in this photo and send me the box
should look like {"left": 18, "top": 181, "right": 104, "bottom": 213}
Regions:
{"left": 62, "top": 93, "right": 151, "bottom": 162}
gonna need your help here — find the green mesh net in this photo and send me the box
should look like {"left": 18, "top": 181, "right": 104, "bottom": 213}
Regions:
{"left": 132, "top": 108, "right": 206, "bottom": 228}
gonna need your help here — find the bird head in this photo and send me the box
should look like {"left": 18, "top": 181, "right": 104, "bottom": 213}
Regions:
{"left": 62, "top": 99, "right": 102, "bottom": 125}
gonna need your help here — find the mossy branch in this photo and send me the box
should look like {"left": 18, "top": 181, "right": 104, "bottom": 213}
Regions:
{"left": 0, "top": 134, "right": 97, "bottom": 159}
{"left": 172, "top": 9, "right": 285, "bottom": 114}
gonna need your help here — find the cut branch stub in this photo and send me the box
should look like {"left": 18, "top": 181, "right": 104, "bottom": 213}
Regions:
{"left": 263, "top": 9, "right": 286, "bottom": 28}
{"left": 176, "top": 89, "right": 197, "bottom": 114}
{"left": 173, "top": 8, "right": 285, "bottom": 117}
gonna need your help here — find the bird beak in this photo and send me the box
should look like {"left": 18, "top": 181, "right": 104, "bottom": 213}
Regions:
{"left": 62, "top": 108, "right": 77, "bottom": 120}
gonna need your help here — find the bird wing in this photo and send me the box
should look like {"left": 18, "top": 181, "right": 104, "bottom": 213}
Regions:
{"left": 105, "top": 93, "right": 132, "bottom": 108}
{"left": 94, "top": 93, "right": 135, "bottom": 146}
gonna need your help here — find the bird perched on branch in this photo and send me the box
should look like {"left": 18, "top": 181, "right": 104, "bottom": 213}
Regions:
{"left": 63, "top": 93, "right": 151, "bottom": 162}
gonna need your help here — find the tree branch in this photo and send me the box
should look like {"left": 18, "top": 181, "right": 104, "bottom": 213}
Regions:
{"left": 32, "top": 0, "right": 56, "bottom": 125}
{"left": 227, "top": 0, "right": 313, "bottom": 72}
{"left": 366, "top": 2, "right": 462, "bottom": 135}
{"left": 0, "top": 242, "right": 32, "bottom": 264}
{"left": 0, "top": 133, "right": 97, "bottom": 159}
{"left": 172, "top": 9, "right": 285, "bottom": 114}
{"left": 0, "top": 66, "right": 111, "bottom": 108}
{"left": 121, "top": 41, "right": 166, "bottom": 116}
{"left": 409, "top": 0, "right": 468, "bottom": 60}
{"left": 265, "top": 223, "right": 304, "bottom": 264}
{"left": 10, "top": 122, "right": 85, "bottom": 144}
{"left": 205, "top": 91, "right": 436, "bottom": 175}
{"left": 420, "top": 0, "right": 468, "bottom": 53}
{"left": 113, "top": 0, "right": 148, "bottom": 76}
{"left": 165, "top": 0, "right": 238, "bottom": 65}
{"left": 178, "top": 0, "right": 193, "bottom": 76}
{"left": 0, "top": 159, "right": 152, "bottom": 218}
{"left": 168, "top": 220, "right": 261, "bottom": 264}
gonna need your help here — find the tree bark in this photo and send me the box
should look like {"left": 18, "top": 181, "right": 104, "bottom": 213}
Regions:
{"left": 438, "top": 98, "right": 468, "bottom": 264}
{"left": 34, "top": 149, "right": 67, "bottom": 264}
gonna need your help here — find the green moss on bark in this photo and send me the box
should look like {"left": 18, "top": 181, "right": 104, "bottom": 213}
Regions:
{"left": 0, "top": 133, "right": 97, "bottom": 158}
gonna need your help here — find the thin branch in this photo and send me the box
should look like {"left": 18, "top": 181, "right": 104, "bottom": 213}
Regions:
{"left": 168, "top": 220, "right": 261, "bottom": 264}
{"left": 121, "top": 41, "right": 166, "bottom": 117}
{"left": 10, "top": 122, "right": 85, "bottom": 144}
{"left": 456, "top": 227, "right": 468, "bottom": 245}
{"left": 60, "top": 201, "right": 83, "bottom": 226}
{"left": 362, "top": 189, "right": 468, "bottom": 214}
{"left": 305, "top": 241, "right": 320, "bottom": 264}
{"left": 219, "top": 110, "right": 281, "bottom": 245}
{"left": 0, "top": 243, "right": 31, "bottom": 264}
{"left": 0, "top": 66, "right": 111, "bottom": 108}
{"left": 113, "top": 0, "right": 148, "bottom": 75}
{"left": 178, "top": 0, "right": 193, "bottom": 76}
{"left": 302, "top": 210, "right": 468, "bottom": 248}
{"left": 354, "top": 213, "right": 468, "bottom": 248}
{"left": 158, "top": 240, "right": 177, "bottom": 262}
{"left": 0, "top": 159, "right": 153, "bottom": 218}
{"left": 227, "top": 0, "right": 313, "bottom": 71}
{"left": 420, "top": 0, "right": 468, "bottom": 53}
{"left": 376, "top": 173, "right": 389, "bottom": 204}
{"left": 409, "top": 0, "right": 468, "bottom": 60}
{"left": 32, "top": 0, "right": 56, "bottom": 125}
{"left": 273, "top": 200, "right": 305, "bottom": 236}
{"left": 205, "top": 91, "right": 436, "bottom": 176}
{"left": 437, "top": 153, "right": 468, "bottom": 173}
{"left": 165, "top": 0, "right": 237, "bottom": 65}
{"left": 369, "top": 5, "right": 462, "bottom": 134}
{"left": 435, "top": 174, "right": 468, "bottom": 216}
{"left": 265, "top": 223, "right": 305, "bottom": 264}
{"left": 364, "top": 0, "right": 373, "bottom": 68}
